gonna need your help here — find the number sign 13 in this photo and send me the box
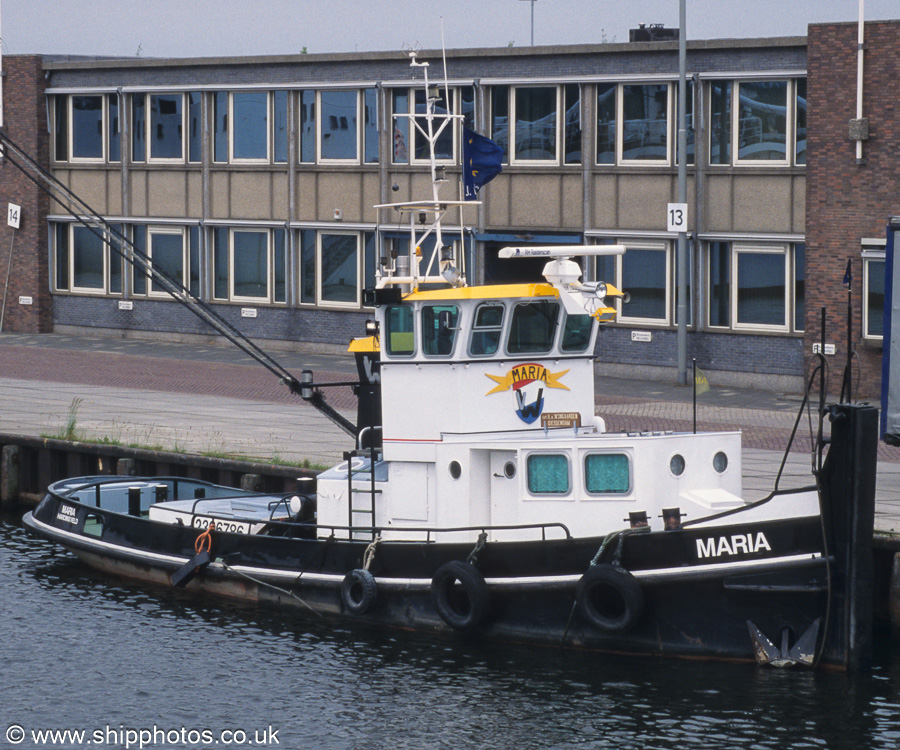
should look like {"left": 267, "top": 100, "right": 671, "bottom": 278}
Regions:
{"left": 667, "top": 202, "right": 687, "bottom": 233}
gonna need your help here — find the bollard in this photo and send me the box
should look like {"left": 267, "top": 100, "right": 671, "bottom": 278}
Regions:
{"left": 241, "top": 473, "right": 262, "bottom": 492}
{"left": 1, "top": 445, "right": 20, "bottom": 509}
{"left": 128, "top": 486, "right": 142, "bottom": 517}
{"left": 117, "top": 457, "right": 137, "bottom": 477}
{"left": 890, "top": 553, "right": 900, "bottom": 633}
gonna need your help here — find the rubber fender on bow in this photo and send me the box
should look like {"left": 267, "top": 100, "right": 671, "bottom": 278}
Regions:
{"left": 575, "top": 564, "right": 644, "bottom": 633}
{"left": 430, "top": 560, "right": 490, "bottom": 631}
{"left": 341, "top": 568, "right": 378, "bottom": 615}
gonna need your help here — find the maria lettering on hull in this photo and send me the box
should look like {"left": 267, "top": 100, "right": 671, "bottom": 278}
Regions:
{"left": 485, "top": 364, "right": 569, "bottom": 425}
{"left": 696, "top": 532, "right": 772, "bottom": 559}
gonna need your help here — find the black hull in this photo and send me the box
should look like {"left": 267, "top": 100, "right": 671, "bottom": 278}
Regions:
{"left": 21, "top": 404, "right": 879, "bottom": 669}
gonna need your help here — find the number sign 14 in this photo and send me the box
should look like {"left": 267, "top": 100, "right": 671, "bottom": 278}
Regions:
{"left": 7, "top": 203, "right": 21, "bottom": 229}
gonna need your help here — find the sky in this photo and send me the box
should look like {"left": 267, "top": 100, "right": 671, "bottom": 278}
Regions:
{"left": 1, "top": 0, "right": 899, "bottom": 58}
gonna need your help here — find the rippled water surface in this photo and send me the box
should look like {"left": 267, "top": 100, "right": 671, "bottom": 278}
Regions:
{"left": 3, "top": 512, "right": 900, "bottom": 750}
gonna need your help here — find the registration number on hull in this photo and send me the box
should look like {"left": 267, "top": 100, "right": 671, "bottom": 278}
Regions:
{"left": 191, "top": 516, "right": 251, "bottom": 535}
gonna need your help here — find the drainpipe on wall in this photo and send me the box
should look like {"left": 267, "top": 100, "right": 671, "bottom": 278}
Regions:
{"left": 851, "top": 0, "right": 868, "bottom": 164}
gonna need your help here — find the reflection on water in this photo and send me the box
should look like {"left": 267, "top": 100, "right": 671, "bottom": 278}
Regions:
{"left": 4, "top": 512, "right": 900, "bottom": 750}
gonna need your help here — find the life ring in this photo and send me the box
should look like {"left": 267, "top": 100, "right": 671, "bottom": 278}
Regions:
{"left": 341, "top": 569, "right": 378, "bottom": 615}
{"left": 430, "top": 560, "right": 489, "bottom": 631}
{"left": 575, "top": 564, "right": 644, "bottom": 633}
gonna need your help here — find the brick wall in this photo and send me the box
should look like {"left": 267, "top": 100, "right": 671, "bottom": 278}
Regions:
{"left": 806, "top": 21, "right": 900, "bottom": 397}
{"left": 0, "top": 56, "right": 52, "bottom": 333}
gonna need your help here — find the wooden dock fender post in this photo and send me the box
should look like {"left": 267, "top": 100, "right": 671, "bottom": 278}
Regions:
{"left": 890, "top": 553, "right": 900, "bottom": 632}
{"left": 1, "top": 444, "right": 20, "bottom": 508}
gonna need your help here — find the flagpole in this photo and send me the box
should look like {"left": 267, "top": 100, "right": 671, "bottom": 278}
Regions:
{"left": 692, "top": 358, "right": 697, "bottom": 433}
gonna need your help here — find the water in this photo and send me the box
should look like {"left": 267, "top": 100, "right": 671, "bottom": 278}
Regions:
{"left": 3, "top": 511, "right": 900, "bottom": 750}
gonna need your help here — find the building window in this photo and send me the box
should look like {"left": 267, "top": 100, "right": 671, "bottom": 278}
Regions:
{"left": 210, "top": 227, "right": 285, "bottom": 304}
{"left": 273, "top": 90, "right": 289, "bottom": 164}
{"left": 148, "top": 228, "right": 187, "bottom": 295}
{"left": 364, "top": 88, "right": 379, "bottom": 164}
{"left": 108, "top": 94, "right": 121, "bottom": 163}
{"left": 319, "top": 232, "right": 359, "bottom": 305}
{"left": 513, "top": 86, "right": 558, "bottom": 162}
{"left": 319, "top": 90, "right": 358, "bottom": 162}
{"left": 231, "top": 91, "right": 268, "bottom": 161}
{"left": 863, "top": 248, "right": 886, "bottom": 339}
{"left": 149, "top": 94, "right": 184, "bottom": 161}
{"left": 54, "top": 223, "right": 127, "bottom": 295}
{"left": 54, "top": 96, "right": 68, "bottom": 161}
{"left": 490, "top": 85, "right": 577, "bottom": 165}
{"left": 132, "top": 94, "right": 146, "bottom": 162}
{"left": 620, "top": 243, "right": 670, "bottom": 324}
{"left": 188, "top": 92, "right": 202, "bottom": 163}
{"left": 71, "top": 95, "right": 105, "bottom": 161}
{"left": 707, "top": 242, "right": 804, "bottom": 332}
{"left": 71, "top": 225, "right": 105, "bottom": 290}
{"left": 710, "top": 78, "right": 805, "bottom": 167}
{"left": 299, "top": 90, "right": 316, "bottom": 163}
{"left": 527, "top": 453, "right": 570, "bottom": 495}
{"left": 231, "top": 229, "right": 268, "bottom": 300}
{"left": 622, "top": 83, "right": 669, "bottom": 163}
{"left": 596, "top": 83, "right": 616, "bottom": 164}
{"left": 391, "top": 86, "right": 471, "bottom": 165}
{"left": 213, "top": 91, "right": 228, "bottom": 163}
{"left": 584, "top": 453, "right": 630, "bottom": 494}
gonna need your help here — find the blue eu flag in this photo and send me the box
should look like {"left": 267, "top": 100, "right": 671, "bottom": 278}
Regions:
{"left": 463, "top": 127, "right": 503, "bottom": 200}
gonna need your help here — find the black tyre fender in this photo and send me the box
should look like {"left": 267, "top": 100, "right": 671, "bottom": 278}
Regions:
{"left": 575, "top": 564, "right": 644, "bottom": 633}
{"left": 341, "top": 568, "right": 378, "bottom": 615}
{"left": 430, "top": 560, "right": 490, "bottom": 630}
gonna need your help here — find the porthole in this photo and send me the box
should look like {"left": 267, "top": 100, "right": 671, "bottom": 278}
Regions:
{"left": 670, "top": 454, "right": 685, "bottom": 477}
{"left": 713, "top": 451, "right": 728, "bottom": 473}
{"left": 504, "top": 461, "right": 517, "bottom": 479}
{"left": 449, "top": 461, "right": 462, "bottom": 480}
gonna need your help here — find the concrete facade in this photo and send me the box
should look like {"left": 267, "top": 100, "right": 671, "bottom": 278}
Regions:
{"left": 0, "top": 26, "right": 892, "bottom": 396}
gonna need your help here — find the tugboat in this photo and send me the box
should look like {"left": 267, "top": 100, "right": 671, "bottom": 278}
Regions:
{"left": 22, "top": 52, "right": 878, "bottom": 669}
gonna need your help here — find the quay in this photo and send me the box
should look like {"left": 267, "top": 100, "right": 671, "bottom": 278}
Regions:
{"left": 1, "top": 330, "right": 898, "bottom": 534}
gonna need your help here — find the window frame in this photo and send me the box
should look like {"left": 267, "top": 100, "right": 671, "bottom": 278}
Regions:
{"left": 582, "top": 452, "right": 632, "bottom": 496}
{"left": 525, "top": 452, "right": 572, "bottom": 497}
{"left": 147, "top": 226, "right": 188, "bottom": 297}
{"left": 317, "top": 89, "right": 361, "bottom": 164}
{"left": 317, "top": 230, "right": 361, "bottom": 307}
{"left": 69, "top": 94, "right": 106, "bottom": 163}
{"left": 731, "top": 243, "right": 790, "bottom": 332}
{"left": 617, "top": 240, "right": 672, "bottom": 326}
{"left": 230, "top": 91, "right": 270, "bottom": 164}
{"left": 618, "top": 82, "right": 672, "bottom": 167}
{"left": 510, "top": 85, "right": 561, "bottom": 165}
{"left": 146, "top": 92, "right": 186, "bottom": 164}
{"left": 863, "top": 249, "right": 886, "bottom": 340}
{"left": 229, "top": 227, "right": 271, "bottom": 303}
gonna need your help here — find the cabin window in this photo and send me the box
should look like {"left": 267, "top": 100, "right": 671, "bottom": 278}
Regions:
{"left": 386, "top": 305, "right": 415, "bottom": 356}
{"left": 469, "top": 304, "right": 504, "bottom": 356}
{"left": 422, "top": 305, "right": 459, "bottom": 356}
{"left": 561, "top": 313, "right": 593, "bottom": 352}
{"left": 527, "top": 454, "right": 570, "bottom": 495}
{"left": 507, "top": 301, "right": 559, "bottom": 354}
{"left": 584, "top": 453, "right": 630, "bottom": 494}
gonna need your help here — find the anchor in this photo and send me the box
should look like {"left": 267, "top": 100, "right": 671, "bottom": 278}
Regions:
{"left": 747, "top": 619, "right": 821, "bottom": 667}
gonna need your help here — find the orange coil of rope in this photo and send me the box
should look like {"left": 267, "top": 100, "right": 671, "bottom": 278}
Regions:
{"left": 194, "top": 521, "right": 215, "bottom": 554}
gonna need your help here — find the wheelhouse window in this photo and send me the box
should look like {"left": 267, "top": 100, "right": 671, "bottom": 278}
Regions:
{"left": 386, "top": 305, "right": 415, "bottom": 356}
{"left": 527, "top": 454, "right": 570, "bottom": 495}
{"left": 507, "top": 301, "right": 560, "bottom": 354}
{"left": 422, "top": 305, "right": 459, "bottom": 356}
{"left": 709, "top": 78, "right": 805, "bottom": 167}
{"left": 469, "top": 303, "right": 504, "bottom": 356}
{"left": 584, "top": 453, "right": 630, "bottom": 494}
{"left": 561, "top": 313, "right": 593, "bottom": 353}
